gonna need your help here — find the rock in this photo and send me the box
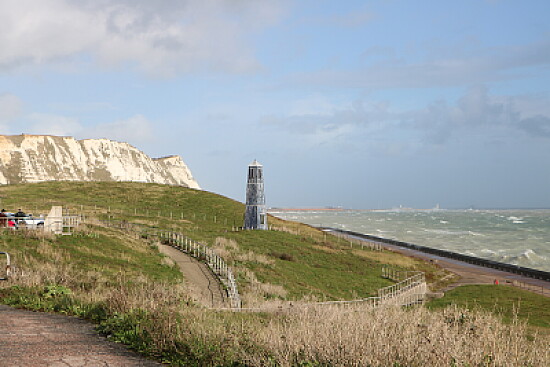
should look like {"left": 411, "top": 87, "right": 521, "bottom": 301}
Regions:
{"left": 0, "top": 134, "right": 200, "bottom": 189}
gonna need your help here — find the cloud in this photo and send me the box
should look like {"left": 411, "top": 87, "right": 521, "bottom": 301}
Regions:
{"left": 83, "top": 114, "right": 155, "bottom": 144}
{"left": 262, "top": 87, "right": 550, "bottom": 152}
{"left": 287, "top": 38, "right": 550, "bottom": 90}
{"left": 405, "top": 85, "right": 520, "bottom": 143}
{"left": 517, "top": 116, "right": 550, "bottom": 138}
{"left": 0, "top": 0, "right": 285, "bottom": 76}
{"left": 25, "top": 113, "right": 82, "bottom": 136}
{"left": 261, "top": 98, "right": 397, "bottom": 147}
{"left": 0, "top": 93, "right": 23, "bottom": 130}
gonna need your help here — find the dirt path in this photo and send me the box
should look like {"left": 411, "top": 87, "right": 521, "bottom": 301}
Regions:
{"left": 156, "top": 244, "right": 227, "bottom": 308}
{"left": 0, "top": 304, "right": 160, "bottom": 367}
{"left": 341, "top": 232, "right": 550, "bottom": 297}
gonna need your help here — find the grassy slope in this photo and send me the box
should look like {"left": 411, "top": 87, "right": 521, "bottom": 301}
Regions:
{"left": 0, "top": 225, "right": 182, "bottom": 286}
{"left": 427, "top": 284, "right": 550, "bottom": 329}
{"left": 0, "top": 182, "right": 548, "bottom": 366}
{"left": 0, "top": 181, "right": 446, "bottom": 301}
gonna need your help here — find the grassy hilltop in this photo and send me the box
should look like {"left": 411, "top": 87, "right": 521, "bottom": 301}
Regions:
{"left": 0, "top": 182, "right": 548, "bottom": 366}
{"left": 0, "top": 181, "right": 448, "bottom": 302}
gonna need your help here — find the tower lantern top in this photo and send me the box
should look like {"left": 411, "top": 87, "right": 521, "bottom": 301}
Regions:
{"left": 249, "top": 159, "right": 262, "bottom": 167}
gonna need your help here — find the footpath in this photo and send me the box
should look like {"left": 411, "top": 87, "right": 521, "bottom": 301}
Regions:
{"left": 0, "top": 305, "right": 160, "bottom": 367}
{"left": 156, "top": 243, "right": 227, "bottom": 308}
{"left": 0, "top": 242, "right": 226, "bottom": 366}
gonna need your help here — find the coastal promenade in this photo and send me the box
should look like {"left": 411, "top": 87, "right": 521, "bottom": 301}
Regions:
{"left": 326, "top": 228, "right": 550, "bottom": 296}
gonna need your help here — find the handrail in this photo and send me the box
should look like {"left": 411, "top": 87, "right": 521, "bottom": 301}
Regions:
{"left": 96, "top": 219, "right": 242, "bottom": 309}
{"left": 229, "top": 267, "right": 427, "bottom": 313}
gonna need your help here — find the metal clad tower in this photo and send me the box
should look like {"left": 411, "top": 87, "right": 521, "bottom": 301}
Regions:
{"left": 244, "top": 160, "right": 267, "bottom": 230}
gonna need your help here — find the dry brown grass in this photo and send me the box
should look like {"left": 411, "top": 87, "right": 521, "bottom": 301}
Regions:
{"left": 4, "top": 243, "right": 548, "bottom": 366}
{"left": 96, "top": 280, "right": 549, "bottom": 366}
{"left": 235, "top": 251, "right": 274, "bottom": 265}
{"left": 2, "top": 222, "right": 547, "bottom": 366}
{"left": 352, "top": 248, "right": 420, "bottom": 268}
{"left": 247, "top": 305, "right": 549, "bottom": 367}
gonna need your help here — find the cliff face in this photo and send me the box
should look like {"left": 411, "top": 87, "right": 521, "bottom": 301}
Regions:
{"left": 0, "top": 135, "right": 200, "bottom": 189}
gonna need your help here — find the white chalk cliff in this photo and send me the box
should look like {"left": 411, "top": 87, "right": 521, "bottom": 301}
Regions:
{"left": 0, "top": 135, "right": 200, "bottom": 189}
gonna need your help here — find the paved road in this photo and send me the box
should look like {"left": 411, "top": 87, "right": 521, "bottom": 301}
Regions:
{"left": 0, "top": 305, "right": 161, "bottom": 367}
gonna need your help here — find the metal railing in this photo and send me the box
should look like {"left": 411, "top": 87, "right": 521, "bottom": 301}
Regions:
{"left": 96, "top": 218, "right": 242, "bottom": 309}
{"left": 230, "top": 267, "right": 427, "bottom": 312}
{"left": 329, "top": 228, "right": 550, "bottom": 282}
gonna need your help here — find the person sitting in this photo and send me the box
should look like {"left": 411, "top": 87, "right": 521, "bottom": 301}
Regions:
{"left": 14, "top": 209, "right": 26, "bottom": 223}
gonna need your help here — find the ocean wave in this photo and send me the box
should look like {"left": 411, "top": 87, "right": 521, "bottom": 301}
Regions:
{"left": 497, "top": 249, "right": 547, "bottom": 266}
{"left": 468, "top": 231, "right": 484, "bottom": 236}
{"left": 423, "top": 228, "right": 483, "bottom": 236}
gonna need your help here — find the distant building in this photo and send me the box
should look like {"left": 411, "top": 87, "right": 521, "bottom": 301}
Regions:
{"left": 244, "top": 160, "right": 267, "bottom": 230}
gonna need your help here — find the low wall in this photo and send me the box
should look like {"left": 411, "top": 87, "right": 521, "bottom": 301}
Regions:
{"left": 327, "top": 228, "right": 550, "bottom": 282}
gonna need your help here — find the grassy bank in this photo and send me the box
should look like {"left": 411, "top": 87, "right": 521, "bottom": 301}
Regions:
{"left": 427, "top": 284, "right": 550, "bottom": 329}
{"left": 0, "top": 181, "right": 448, "bottom": 302}
{"left": 0, "top": 182, "right": 548, "bottom": 366}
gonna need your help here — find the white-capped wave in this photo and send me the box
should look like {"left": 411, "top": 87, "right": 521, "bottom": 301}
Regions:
{"left": 440, "top": 220, "right": 448, "bottom": 224}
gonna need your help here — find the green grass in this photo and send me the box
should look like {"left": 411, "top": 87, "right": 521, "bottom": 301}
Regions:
{"left": 427, "top": 284, "right": 550, "bottom": 328}
{"left": 0, "top": 182, "right": 548, "bottom": 366}
{"left": 0, "top": 181, "right": 446, "bottom": 301}
{"left": 0, "top": 225, "right": 183, "bottom": 287}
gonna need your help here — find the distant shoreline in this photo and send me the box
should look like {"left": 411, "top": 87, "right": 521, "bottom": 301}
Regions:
{"left": 269, "top": 207, "right": 550, "bottom": 212}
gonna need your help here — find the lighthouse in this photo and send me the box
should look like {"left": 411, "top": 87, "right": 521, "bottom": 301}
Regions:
{"left": 244, "top": 160, "right": 267, "bottom": 230}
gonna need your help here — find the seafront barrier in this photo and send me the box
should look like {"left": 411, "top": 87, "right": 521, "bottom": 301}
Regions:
{"left": 327, "top": 228, "right": 550, "bottom": 282}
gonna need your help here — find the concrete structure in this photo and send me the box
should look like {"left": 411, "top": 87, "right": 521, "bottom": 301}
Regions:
{"left": 44, "top": 206, "right": 63, "bottom": 234}
{"left": 244, "top": 160, "right": 267, "bottom": 230}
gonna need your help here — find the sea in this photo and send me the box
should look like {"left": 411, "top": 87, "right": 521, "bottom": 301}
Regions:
{"left": 269, "top": 209, "right": 550, "bottom": 273}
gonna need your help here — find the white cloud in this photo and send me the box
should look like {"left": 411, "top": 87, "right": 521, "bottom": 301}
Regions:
{"left": 0, "top": 93, "right": 23, "bottom": 131}
{"left": 25, "top": 113, "right": 82, "bottom": 136}
{"left": 0, "top": 0, "right": 285, "bottom": 76}
{"left": 82, "top": 114, "right": 155, "bottom": 144}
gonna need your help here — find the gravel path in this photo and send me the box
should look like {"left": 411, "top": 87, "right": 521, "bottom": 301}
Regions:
{"left": 0, "top": 305, "right": 161, "bottom": 367}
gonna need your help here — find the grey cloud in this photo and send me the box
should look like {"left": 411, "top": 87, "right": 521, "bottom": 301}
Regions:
{"left": 263, "top": 100, "right": 394, "bottom": 136}
{"left": 0, "top": 0, "right": 285, "bottom": 76}
{"left": 288, "top": 38, "right": 550, "bottom": 90}
{"left": 406, "top": 86, "right": 521, "bottom": 143}
{"left": 263, "top": 87, "right": 550, "bottom": 151}
{"left": 518, "top": 116, "right": 550, "bottom": 138}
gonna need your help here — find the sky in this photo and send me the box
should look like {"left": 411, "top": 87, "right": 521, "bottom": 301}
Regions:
{"left": 0, "top": 0, "right": 549, "bottom": 209}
